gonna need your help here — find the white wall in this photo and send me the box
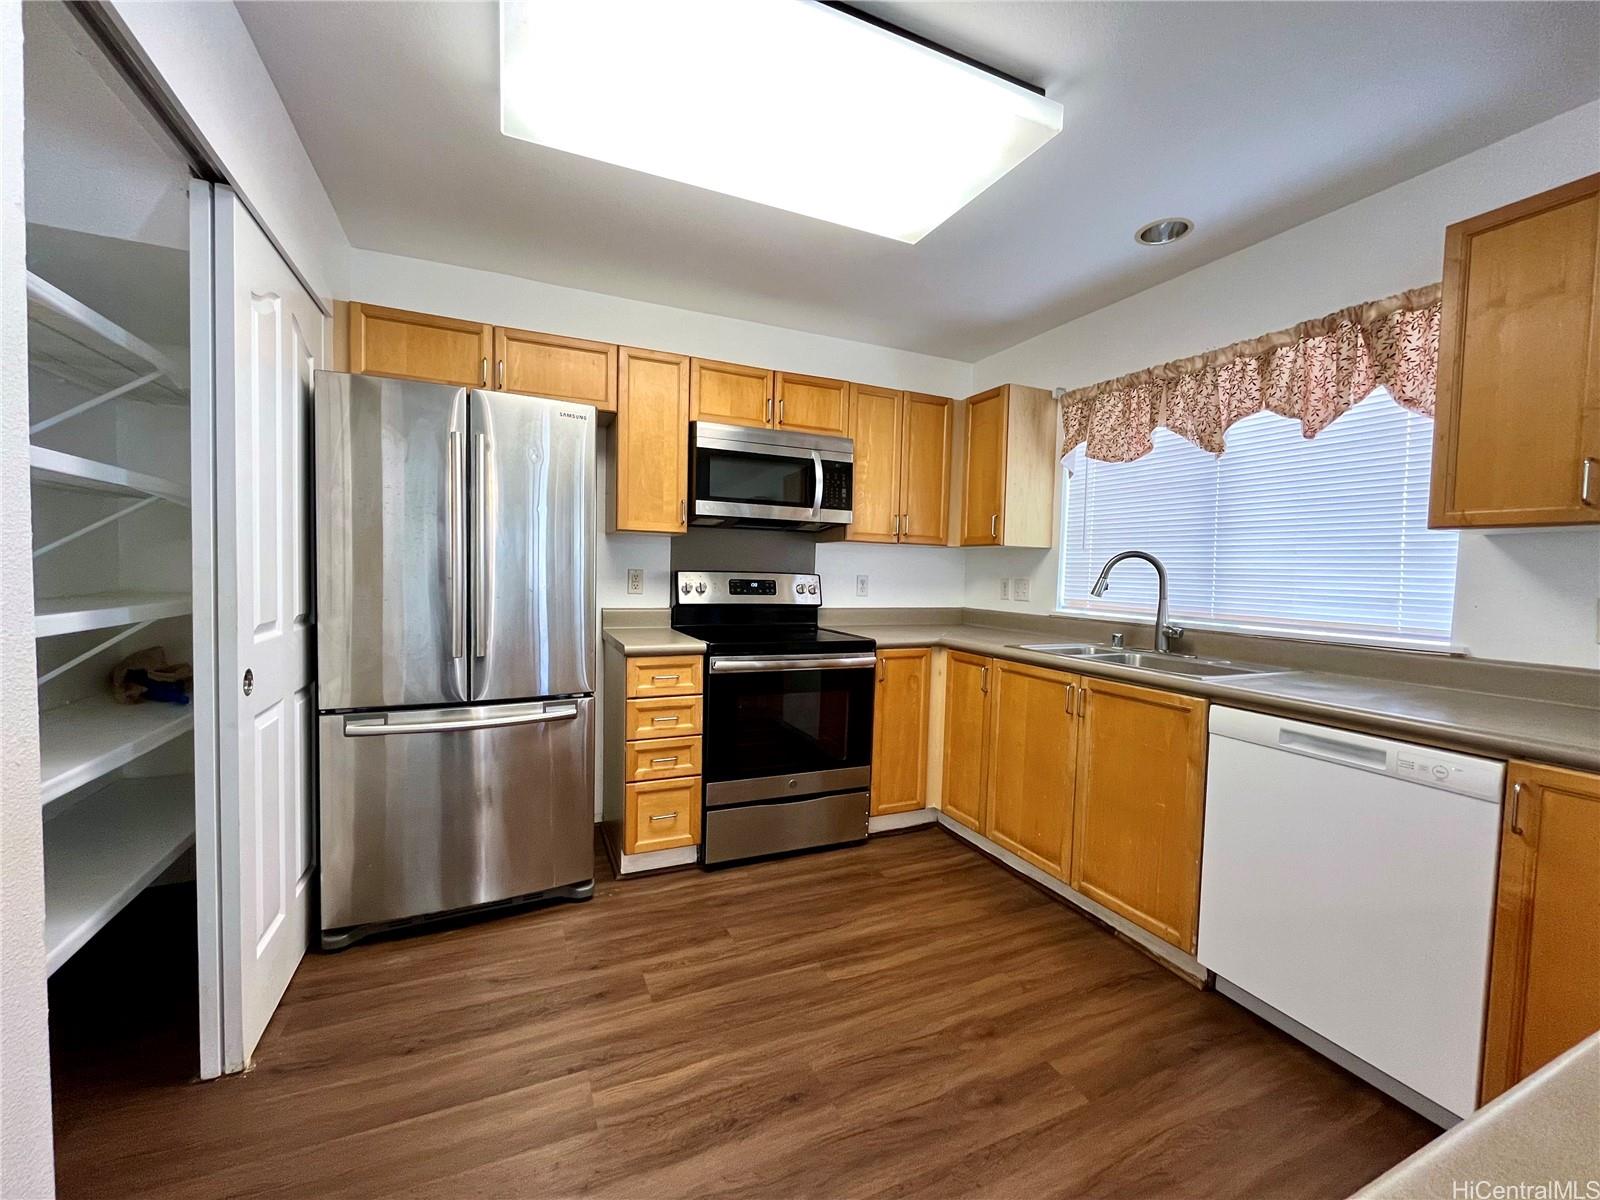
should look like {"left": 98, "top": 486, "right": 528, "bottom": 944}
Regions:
{"left": 349, "top": 248, "right": 976, "bottom": 610}
{"left": 0, "top": 2, "right": 57, "bottom": 1194}
{"left": 105, "top": 0, "right": 349, "bottom": 303}
{"left": 968, "top": 101, "right": 1600, "bottom": 670}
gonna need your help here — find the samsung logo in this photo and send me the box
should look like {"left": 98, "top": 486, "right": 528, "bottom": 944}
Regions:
{"left": 559, "top": 411, "right": 589, "bottom": 421}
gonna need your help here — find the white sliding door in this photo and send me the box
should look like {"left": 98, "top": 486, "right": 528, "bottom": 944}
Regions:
{"left": 211, "top": 186, "right": 320, "bottom": 1069}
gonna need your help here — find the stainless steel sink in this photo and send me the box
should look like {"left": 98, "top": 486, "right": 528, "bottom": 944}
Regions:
{"left": 1010, "top": 643, "right": 1281, "bottom": 680}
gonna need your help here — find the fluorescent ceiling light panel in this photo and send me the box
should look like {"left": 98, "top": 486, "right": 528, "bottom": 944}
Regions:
{"left": 499, "top": 0, "right": 1063, "bottom": 243}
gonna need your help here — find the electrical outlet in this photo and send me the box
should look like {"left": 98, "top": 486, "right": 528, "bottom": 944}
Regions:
{"left": 1000, "top": 578, "right": 1010, "bottom": 600}
{"left": 1013, "top": 577, "right": 1030, "bottom": 602}
{"left": 855, "top": 574, "right": 869, "bottom": 598}
{"left": 626, "top": 568, "right": 644, "bottom": 595}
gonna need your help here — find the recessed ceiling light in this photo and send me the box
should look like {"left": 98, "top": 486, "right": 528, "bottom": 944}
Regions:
{"left": 1135, "top": 217, "right": 1194, "bottom": 246}
{"left": 499, "top": 0, "right": 1064, "bottom": 244}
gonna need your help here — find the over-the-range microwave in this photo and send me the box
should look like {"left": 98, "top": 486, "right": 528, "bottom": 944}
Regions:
{"left": 689, "top": 421, "right": 854, "bottom": 532}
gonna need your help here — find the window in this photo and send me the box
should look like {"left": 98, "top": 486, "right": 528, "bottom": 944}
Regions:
{"left": 1057, "top": 391, "right": 1459, "bottom": 647}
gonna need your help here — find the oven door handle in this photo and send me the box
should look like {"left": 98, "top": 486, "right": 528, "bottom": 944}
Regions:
{"left": 710, "top": 653, "right": 877, "bottom": 674}
{"left": 812, "top": 449, "right": 824, "bottom": 521}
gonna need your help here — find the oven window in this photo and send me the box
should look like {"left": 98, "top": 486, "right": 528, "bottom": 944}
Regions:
{"left": 699, "top": 449, "right": 816, "bottom": 506}
{"left": 705, "top": 667, "right": 873, "bottom": 782}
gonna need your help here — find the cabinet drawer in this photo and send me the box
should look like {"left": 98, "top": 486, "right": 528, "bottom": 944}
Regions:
{"left": 625, "top": 655, "right": 703, "bottom": 698}
{"left": 625, "top": 736, "right": 701, "bottom": 783}
{"left": 624, "top": 696, "right": 702, "bottom": 740}
{"left": 625, "top": 778, "right": 701, "bottom": 854}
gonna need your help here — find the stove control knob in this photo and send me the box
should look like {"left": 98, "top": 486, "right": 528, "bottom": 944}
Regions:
{"left": 695, "top": 582, "right": 707, "bottom": 595}
{"left": 795, "top": 582, "right": 805, "bottom": 594}
{"left": 680, "top": 582, "right": 692, "bottom": 595}
{"left": 806, "top": 583, "right": 818, "bottom": 595}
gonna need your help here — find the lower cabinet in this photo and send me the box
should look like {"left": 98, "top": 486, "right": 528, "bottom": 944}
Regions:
{"left": 984, "top": 660, "right": 1077, "bottom": 878}
{"left": 604, "top": 651, "right": 704, "bottom": 865}
{"left": 871, "top": 649, "right": 931, "bottom": 815}
{"left": 940, "top": 651, "right": 992, "bottom": 831}
{"left": 624, "top": 777, "right": 701, "bottom": 855}
{"left": 1480, "top": 760, "right": 1600, "bottom": 1102}
{"left": 1069, "top": 678, "right": 1207, "bottom": 953}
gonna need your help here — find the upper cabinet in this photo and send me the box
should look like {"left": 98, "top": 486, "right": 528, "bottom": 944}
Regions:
{"left": 1431, "top": 174, "right": 1600, "bottom": 528}
{"left": 496, "top": 326, "right": 617, "bottom": 412}
{"left": 348, "top": 302, "right": 492, "bottom": 388}
{"left": 613, "top": 347, "right": 690, "bottom": 534}
{"left": 843, "top": 386, "right": 951, "bottom": 544}
{"left": 774, "top": 372, "right": 850, "bottom": 436}
{"left": 957, "top": 384, "right": 1057, "bottom": 547}
{"left": 1480, "top": 761, "right": 1600, "bottom": 1103}
{"left": 690, "top": 358, "right": 773, "bottom": 428}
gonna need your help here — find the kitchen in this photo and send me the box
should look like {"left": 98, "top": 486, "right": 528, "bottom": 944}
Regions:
{"left": 3, "top": 2, "right": 1598, "bottom": 1198}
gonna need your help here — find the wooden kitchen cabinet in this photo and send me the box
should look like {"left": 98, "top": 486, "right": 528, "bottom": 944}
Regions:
{"left": 495, "top": 326, "right": 617, "bottom": 411}
{"left": 843, "top": 388, "right": 952, "bottom": 545}
{"left": 625, "top": 777, "right": 701, "bottom": 854}
{"left": 957, "top": 384, "right": 1057, "bottom": 547}
{"left": 984, "top": 660, "right": 1078, "bottom": 878}
{"left": 690, "top": 358, "right": 773, "bottom": 428}
{"left": 871, "top": 649, "right": 932, "bottom": 815}
{"left": 775, "top": 371, "right": 850, "bottom": 436}
{"left": 1070, "top": 677, "right": 1207, "bottom": 952}
{"left": 940, "top": 651, "right": 992, "bottom": 832}
{"left": 1479, "top": 761, "right": 1600, "bottom": 1103}
{"left": 347, "top": 302, "right": 492, "bottom": 387}
{"left": 1431, "top": 173, "right": 1600, "bottom": 528}
{"left": 613, "top": 347, "right": 690, "bottom": 533}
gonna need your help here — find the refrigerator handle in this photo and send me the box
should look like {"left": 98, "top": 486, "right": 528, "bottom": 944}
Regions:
{"left": 343, "top": 702, "right": 579, "bottom": 737}
{"left": 448, "top": 430, "right": 465, "bottom": 659}
{"left": 473, "top": 432, "right": 490, "bottom": 659}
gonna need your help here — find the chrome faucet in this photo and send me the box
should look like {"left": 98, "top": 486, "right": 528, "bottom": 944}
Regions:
{"left": 1090, "top": 551, "right": 1184, "bottom": 653}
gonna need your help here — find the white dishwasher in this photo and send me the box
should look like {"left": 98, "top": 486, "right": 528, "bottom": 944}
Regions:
{"left": 1197, "top": 707, "right": 1503, "bottom": 1122}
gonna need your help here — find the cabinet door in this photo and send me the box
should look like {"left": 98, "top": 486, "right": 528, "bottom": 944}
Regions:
{"left": 775, "top": 372, "right": 850, "bottom": 436}
{"left": 940, "top": 652, "right": 992, "bottom": 832}
{"left": 496, "top": 326, "right": 617, "bottom": 411}
{"left": 960, "top": 386, "right": 1008, "bottom": 545}
{"left": 899, "top": 393, "right": 951, "bottom": 545}
{"left": 984, "top": 661, "right": 1076, "bottom": 878}
{"left": 871, "top": 649, "right": 931, "bottom": 815}
{"left": 691, "top": 358, "right": 772, "bottom": 428}
{"left": 1480, "top": 761, "right": 1600, "bottom": 1102}
{"left": 615, "top": 347, "right": 690, "bottom": 533}
{"left": 348, "top": 302, "right": 491, "bottom": 388}
{"left": 1433, "top": 174, "right": 1600, "bottom": 527}
{"left": 847, "top": 384, "right": 902, "bottom": 543}
{"left": 1070, "top": 678, "right": 1207, "bottom": 951}
{"left": 625, "top": 777, "right": 701, "bottom": 854}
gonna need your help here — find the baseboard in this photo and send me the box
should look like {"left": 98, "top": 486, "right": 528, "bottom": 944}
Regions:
{"left": 868, "top": 808, "right": 938, "bottom": 834}
{"left": 935, "top": 814, "right": 1207, "bottom": 985}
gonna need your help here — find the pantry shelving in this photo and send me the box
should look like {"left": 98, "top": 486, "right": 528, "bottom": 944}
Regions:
{"left": 30, "top": 444, "right": 189, "bottom": 506}
{"left": 39, "top": 695, "right": 194, "bottom": 808}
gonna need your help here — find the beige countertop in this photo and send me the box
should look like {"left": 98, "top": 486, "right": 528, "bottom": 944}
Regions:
{"left": 1354, "top": 1033, "right": 1599, "bottom": 1199}
{"left": 605, "top": 616, "right": 1598, "bottom": 771}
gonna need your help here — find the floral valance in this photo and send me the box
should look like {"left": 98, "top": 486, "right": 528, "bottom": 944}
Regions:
{"left": 1059, "top": 284, "right": 1442, "bottom": 463}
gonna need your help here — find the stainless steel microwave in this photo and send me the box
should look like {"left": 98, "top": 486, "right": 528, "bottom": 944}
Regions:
{"left": 689, "top": 422, "right": 854, "bottom": 531}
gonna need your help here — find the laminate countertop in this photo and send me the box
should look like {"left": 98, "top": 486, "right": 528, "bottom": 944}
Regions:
{"left": 605, "top": 620, "right": 1599, "bottom": 771}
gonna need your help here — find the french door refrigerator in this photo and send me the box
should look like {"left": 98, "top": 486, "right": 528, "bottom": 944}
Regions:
{"left": 313, "top": 372, "right": 596, "bottom": 948}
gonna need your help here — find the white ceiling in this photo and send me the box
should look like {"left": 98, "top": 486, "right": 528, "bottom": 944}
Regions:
{"left": 238, "top": 1, "right": 1600, "bottom": 361}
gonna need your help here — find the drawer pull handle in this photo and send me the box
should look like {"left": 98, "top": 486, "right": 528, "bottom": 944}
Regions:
{"left": 650, "top": 756, "right": 678, "bottom": 766}
{"left": 649, "top": 812, "right": 678, "bottom": 822}
{"left": 651, "top": 715, "right": 680, "bottom": 725}
{"left": 650, "top": 673, "right": 681, "bottom": 683}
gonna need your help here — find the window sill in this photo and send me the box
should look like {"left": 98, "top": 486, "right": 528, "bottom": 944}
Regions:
{"left": 1052, "top": 607, "right": 1465, "bottom": 656}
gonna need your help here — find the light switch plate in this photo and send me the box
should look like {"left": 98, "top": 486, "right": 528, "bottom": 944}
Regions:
{"left": 1013, "top": 577, "right": 1030, "bottom": 602}
{"left": 626, "top": 568, "right": 644, "bottom": 595}
{"left": 1000, "top": 578, "right": 1010, "bottom": 600}
{"left": 856, "top": 574, "right": 869, "bottom": 597}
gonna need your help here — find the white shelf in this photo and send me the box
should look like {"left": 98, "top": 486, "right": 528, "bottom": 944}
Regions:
{"left": 35, "top": 591, "right": 191, "bottom": 638}
{"left": 30, "top": 445, "right": 189, "bottom": 506}
{"left": 27, "top": 271, "right": 186, "bottom": 405}
{"left": 43, "top": 775, "right": 194, "bottom": 975}
{"left": 39, "top": 695, "right": 193, "bottom": 808}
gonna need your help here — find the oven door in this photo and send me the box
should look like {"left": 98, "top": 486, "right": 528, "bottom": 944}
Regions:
{"left": 703, "top": 652, "right": 876, "bottom": 805}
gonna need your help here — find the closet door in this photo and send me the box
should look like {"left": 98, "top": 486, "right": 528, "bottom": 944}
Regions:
{"left": 213, "top": 188, "right": 320, "bottom": 1068}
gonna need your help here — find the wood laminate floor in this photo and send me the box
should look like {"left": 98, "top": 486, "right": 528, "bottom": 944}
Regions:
{"left": 49, "top": 828, "right": 1436, "bottom": 1199}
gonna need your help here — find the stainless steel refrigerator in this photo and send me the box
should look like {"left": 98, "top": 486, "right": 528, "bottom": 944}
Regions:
{"left": 313, "top": 372, "right": 596, "bottom": 948}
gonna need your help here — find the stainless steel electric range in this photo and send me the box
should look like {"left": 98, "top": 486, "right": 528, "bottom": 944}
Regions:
{"left": 671, "top": 570, "right": 876, "bottom": 866}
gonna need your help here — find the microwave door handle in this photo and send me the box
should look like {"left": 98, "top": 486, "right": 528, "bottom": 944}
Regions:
{"left": 812, "top": 450, "right": 824, "bottom": 519}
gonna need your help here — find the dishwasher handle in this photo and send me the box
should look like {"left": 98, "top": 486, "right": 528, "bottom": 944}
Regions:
{"left": 1276, "top": 727, "right": 1389, "bottom": 770}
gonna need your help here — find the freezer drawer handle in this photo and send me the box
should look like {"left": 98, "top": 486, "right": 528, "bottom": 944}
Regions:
{"left": 342, "top": 703, "right": 579, "bottom": 737}
{"left": 710, "top": 653, "right": 877, "bottom": 674}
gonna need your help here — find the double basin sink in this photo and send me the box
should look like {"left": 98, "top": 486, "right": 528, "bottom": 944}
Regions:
{"left": 1008, "top": 642, "right": 1283, "bottom": 681}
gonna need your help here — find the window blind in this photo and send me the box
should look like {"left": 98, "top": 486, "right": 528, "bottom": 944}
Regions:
{"left": 1058, "top": 391, "right": 1459, "bottom": 645}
